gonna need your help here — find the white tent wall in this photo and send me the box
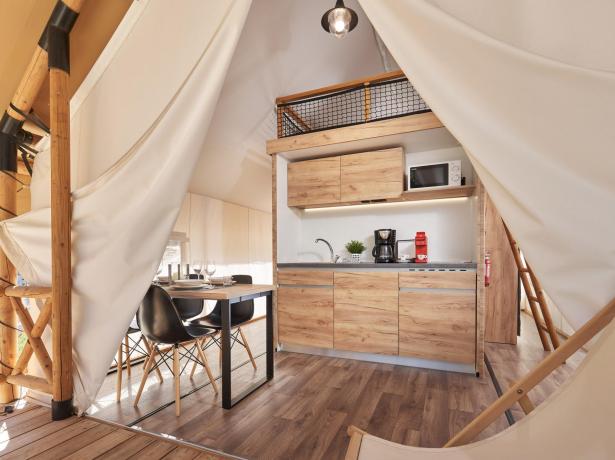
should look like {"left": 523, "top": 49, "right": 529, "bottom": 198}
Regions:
{"left": 0, "top": 0, "right": 252, "bottom": 412}
{"left": 359, "top": 0, "right": 615, "bottom": 330}
{"left": 188, "top": 0, "right": 386, "bottom": 212}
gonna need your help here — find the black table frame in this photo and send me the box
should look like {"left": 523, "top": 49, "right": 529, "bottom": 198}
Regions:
{"left": 220, "top": 289, "right": 274, "bottom": 409}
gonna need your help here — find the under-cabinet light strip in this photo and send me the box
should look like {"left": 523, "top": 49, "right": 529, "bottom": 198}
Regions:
{"left": 303, "top": 197, "right": 470, "bottom": 212}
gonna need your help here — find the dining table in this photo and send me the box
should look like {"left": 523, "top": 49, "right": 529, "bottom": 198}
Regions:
{"left": 164, "top": 283, "right": 275, "bottom": 409}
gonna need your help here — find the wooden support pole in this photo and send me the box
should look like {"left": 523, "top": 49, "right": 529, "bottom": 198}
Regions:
{"left": 445, "top": 296, "right": 615, "bottom": 447}
{"left": 49, "top": 24, "right": 73, "bottom": 420}
{"left": 0, "top": 174, "right": 17, "bottom": 402}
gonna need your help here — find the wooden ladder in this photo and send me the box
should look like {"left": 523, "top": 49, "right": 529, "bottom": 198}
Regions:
{"left": 503, "top": 223, "right": 560, "bottom": 351}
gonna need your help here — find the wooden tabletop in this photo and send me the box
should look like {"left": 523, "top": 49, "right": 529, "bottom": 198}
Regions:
{"left": 164, "top": 284, "right": 274, "bottom": 300}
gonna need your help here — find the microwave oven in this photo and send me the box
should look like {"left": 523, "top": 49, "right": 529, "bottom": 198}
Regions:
{"left": 408, "top": 160, "right": 462, "bottom": 189}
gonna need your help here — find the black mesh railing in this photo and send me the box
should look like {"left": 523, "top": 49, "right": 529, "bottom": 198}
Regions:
{"left": 276, "top": 76, "right": 430, "bottom": 138}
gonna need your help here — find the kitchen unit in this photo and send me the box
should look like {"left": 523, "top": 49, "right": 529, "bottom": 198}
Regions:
{"left": 277, "top": 264, "right": 477, "bottom": 372}
{"left": 269, "top": 87, "right": 517, "bottom": 376}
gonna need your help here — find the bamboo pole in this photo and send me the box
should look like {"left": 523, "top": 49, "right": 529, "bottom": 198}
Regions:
{"left": 445, "top": 296, "right": 615, "bottom": 447}
{"left": 49, "top": 24, "right": 73, "bottom": 420}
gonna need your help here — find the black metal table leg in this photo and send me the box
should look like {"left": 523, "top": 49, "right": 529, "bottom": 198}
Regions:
{"left": 221, "top": 299, "right": 232, "bottom": 409}
{"left": 221, "top": 289, "right": 274, "bottom": 409}
{"left": 266, "top": 292, "right": 274, "bottom": 380}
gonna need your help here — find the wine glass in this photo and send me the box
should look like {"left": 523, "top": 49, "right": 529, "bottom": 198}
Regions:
{"left": 205, "top": 260, "right": 216, "bottom": 282}
{"left": 192, "top": 260, "right": 203, "bottom": 280}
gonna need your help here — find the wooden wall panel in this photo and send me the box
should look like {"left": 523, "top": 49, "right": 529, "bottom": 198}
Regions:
{"left": 484, "top": 194, "right": 518, "bottom": 344}
{"left": 278, "top": 287, "right": 333, "bottom": 348}
{"left": 399, "top": 290, "right": 475, "bottom": 363}
{"left": 334, "top": 272, "right": 398, "bottom": 355}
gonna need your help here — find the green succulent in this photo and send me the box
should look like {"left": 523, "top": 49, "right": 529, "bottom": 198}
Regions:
{"left": 345, "top": 240, "right": 366, "bottom": 254}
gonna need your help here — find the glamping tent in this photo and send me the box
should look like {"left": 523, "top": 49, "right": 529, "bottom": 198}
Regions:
{"left": 0, "top": 0, "right": 613, "bottom": 456}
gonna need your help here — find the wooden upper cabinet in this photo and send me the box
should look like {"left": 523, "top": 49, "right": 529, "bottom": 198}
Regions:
{"left": 340, "top": 148, "right": 404, "bottom": 202}
{"left": 287, "top": 157, "right": 340, "bottom": 207}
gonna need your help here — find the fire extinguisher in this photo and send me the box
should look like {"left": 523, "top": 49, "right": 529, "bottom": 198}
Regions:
{"left": 485, "top": 252, "right": 491, "bottom": 286}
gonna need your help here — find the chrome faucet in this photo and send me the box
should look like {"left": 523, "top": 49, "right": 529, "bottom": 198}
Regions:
{"left": 315, "top": 238, "right": 340, "bottom": 263}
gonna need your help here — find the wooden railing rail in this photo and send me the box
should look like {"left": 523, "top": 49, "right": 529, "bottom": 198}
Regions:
{"left": 275, "top": 70, "right": 405, "bottom": 105}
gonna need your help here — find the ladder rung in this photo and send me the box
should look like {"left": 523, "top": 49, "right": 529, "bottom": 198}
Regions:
{"left": 5, "top": 285, "right": 52, "bottom": 299}
{"left": 528, "top": 296, "right": 540, "bottom": 302}
{"left": 519, "top": 268, "right": 530, "bottom": 273}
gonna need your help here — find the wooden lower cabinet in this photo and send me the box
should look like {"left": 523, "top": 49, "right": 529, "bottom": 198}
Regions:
{"left": 278, "top": 286, "right": 333, "bottom": 348}
{"left": 333, "top": 272, "right": 399, "bottom": 355}
{"left": 399, "top": 290, "right": 476, "bottom": 364}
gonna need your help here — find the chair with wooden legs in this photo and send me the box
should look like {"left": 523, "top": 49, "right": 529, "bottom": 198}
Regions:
{"left": 189, "top": 275, "right": 258, "bottom": 373}
{"left": 344, "top": 297, "right": 615, "bottom": 459}
{"left": 134, "top": 285, "right": 219, "bottom": 416}
{"left": 114, "top": 323, "right": 163, "bottom": 402}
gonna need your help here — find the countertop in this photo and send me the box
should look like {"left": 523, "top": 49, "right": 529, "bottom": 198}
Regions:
{"left": 278, "top": 262, "right": 477, "bottom": 270}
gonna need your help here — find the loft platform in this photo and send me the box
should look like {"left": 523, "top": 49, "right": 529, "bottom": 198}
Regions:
{"left": 268, "top": 70, "right": 443, "bottom": 155}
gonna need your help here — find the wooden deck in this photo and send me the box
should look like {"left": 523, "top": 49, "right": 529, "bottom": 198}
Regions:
{"left": 0, "top": 403, "right": 233, "bottom": 459}
{"left": 81, "top": 315, "right": 585, "bottom": 459}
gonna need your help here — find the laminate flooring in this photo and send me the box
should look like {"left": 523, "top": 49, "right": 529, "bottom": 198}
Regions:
{"left": 87, "top": 314, "right": 585, "bottom": 459}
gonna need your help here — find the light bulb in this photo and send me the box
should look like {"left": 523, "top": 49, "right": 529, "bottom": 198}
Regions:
{"left": 328, "top": 8, "right": 351, "bottom": 38}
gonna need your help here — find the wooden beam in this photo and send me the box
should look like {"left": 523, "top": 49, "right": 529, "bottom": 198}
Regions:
{"left": 6, "top": 374, "right": 52, "bottom": 394}
{"left": 49, "top": 24, "right": 73, "bottom": 418}
{"left": 10, "top": 297, "right": 53, "bottom": 383}
{"left": 5, "top": 285, "right": 52, "bottom": 299}
{"left": 267, "top": 112, "right": 443, "bottom": 155}
{"left": 445, "top": 296, "right": 615, "bottom": 447}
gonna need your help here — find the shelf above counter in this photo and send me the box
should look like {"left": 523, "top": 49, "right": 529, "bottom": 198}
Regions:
{"left": 294, "top": 185, "right": 476, "bottom": 210}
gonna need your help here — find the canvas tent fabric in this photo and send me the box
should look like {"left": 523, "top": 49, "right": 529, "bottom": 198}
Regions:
{"left": 355, "top": 319, "right": 615, "bottom": 459}
{"left": 359, "top": 0, "right": 615, "bottom": 331}
{"left": 0, "top": 0, "right": 251, "bottom": 412}
{"left": 0, "top": 0, "right": 614, "bottom": 426}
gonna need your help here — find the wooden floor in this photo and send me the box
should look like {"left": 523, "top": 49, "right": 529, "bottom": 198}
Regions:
{"left": 83, "top": 314, "right": 584, "bottom": 459}
{"left": 0, "top": 403, "right": 230, "bottom": 459}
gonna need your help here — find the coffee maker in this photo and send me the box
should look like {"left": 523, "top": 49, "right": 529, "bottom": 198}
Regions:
{"left": 372, "top": 229, "right": 396, "bottom": 263}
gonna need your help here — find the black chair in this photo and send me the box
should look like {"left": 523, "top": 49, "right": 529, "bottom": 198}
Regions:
{"left": 134, "top": 285, "right": 219, "bottom": 416}
{"left": 173, "top": 274, "right": 205, "bottom": 321}
{"left": 191, "top": 275, "right": 257, "bottom": 371}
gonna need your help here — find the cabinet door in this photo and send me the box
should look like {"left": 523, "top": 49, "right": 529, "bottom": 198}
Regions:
{"left": 340, "top": 148, "right": 403, "bottom": 202}
{"left": 287, "top": 157, "right": 340, "bottom": 207}
{"left": 399, "top": 291, "right": 475, "bottom": 363}
{"left": 278, "top": 287, "right": 334, "bottom": 348}
{"left": 334, "top": 272, "right": 398, "bottom": 355}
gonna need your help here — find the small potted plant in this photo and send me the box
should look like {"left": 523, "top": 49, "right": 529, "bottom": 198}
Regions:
{"left": 345, "top": 240, "right": 366, "bottom": 263}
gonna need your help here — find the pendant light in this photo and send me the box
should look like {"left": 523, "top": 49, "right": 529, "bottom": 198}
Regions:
{"left": 321, "top": 0, "right": 358, "bottom": 39}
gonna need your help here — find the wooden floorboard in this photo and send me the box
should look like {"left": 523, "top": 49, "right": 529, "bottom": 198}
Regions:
{"left": 0, "top": 406, "right": 230, "bottom": 460}
{"left": 2, "top": 315, "right": 583, "bottom": 460}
